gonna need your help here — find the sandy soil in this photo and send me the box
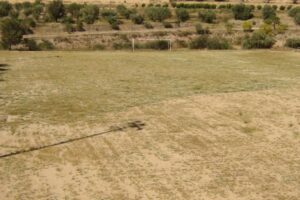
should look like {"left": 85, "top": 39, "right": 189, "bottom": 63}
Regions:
{"left": 1, "top": 88, "right": 300, "bottom": 199}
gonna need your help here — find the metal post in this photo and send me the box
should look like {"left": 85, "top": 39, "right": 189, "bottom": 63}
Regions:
{"left": 132, "top": 38, "right": 135, "bottom": 52}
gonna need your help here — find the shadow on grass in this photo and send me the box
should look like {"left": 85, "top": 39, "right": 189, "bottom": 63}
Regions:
{"left": 0, "top": 64, "right": 9, "bottom": 81}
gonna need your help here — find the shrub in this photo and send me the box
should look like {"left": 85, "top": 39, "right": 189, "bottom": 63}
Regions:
{"left": 225, "top": 22, "right": 234, "bottom": 33}
{"left": 198, "top": 10, "right": 216, "bottom": 23}
{"left": 92, "top": 44, "right": 105, "bottom": 50}
{"left": 279, "top": 6, "right": 285, "bottom": 11}
{"left": 259, "top": 23, "right": 273, "bottom": 35}
{"left": 272, "top": 5, "right": 278, "bottom": 10}
{"left": 287, "top": 5, "right": 293, "bottom": 10}
{"left": 80, "top": 4, "right": 99, "bottom": 24}
{"left": 101, "top": 9, "right": 117, "bottom": 19}
{"left": 145, "top": 7, "right": 171, "bottom": 22}
{"left": 23, "top": 39, "right": 39, "bottom": 50}
{"left": 176, "top": 8, "right": 189, "bottom": 23}
{"left": 163, "top": 21, "right": 172, "bottom": 28}
{"left": 232, "top": 4, "right": 253, "bottom": 20}
{"left": 0, "top": 1, "right": 12, "bottom": 17}
{"left": 288, "top": 6, "right": 300, "bottom": 17}
{"left": 243, "top": 21, "right": 253, "bottom": 32}
{"left": 38, "top": 40, "right": 54, "bottom": 50}
{"left": 64, "top": 22, "right": 74, "bottom": 33}
{"left": 75, "top": 20, "right": 84, "bottom": 31}
{"left": 257, "top": 5, "right": 262, "bottom": 10}
{"left": 262, "top": 5, "right": 276, "bottom": 20}
{"left": 242, "top": 31, "right": 275, "bottom": 49}
{"left": 189, "top": 35, "right": 208, "bottom": 49}
{"left": 195, "top": 23, "right": 210, "bottom": 34}
{"left": 207, "top": 37, "right": 230, "bottom": 49}
{"left": 143, "top": 40, "right": 169, "bottom": 50}
{"left": 144, "top": 21, "right": 153, "bottom": 29}
{"left": 295, "top": 13, "right": 300, "bottom": 25}
{"left": 130, "top": 13, "right": 144, "bottom": 24}
{"left": 67, "top": 3, "right": 82, "bottom": 19}
{"left": 47, "top": 0, "right": 65, "bottom": 22}
{"left": 32, "top": 4, "right": 44, "bottom": 20}
{"left": 116, "top": 4, "right": 135, "bottom": 19}
{"left": 112, "top": 41, "right": 130, "bottom": 49}
{"left": 0, "top": 18, "right": 25, "bottom": 49}
{"left": 285, "top": 38, "right": 300, "bottom": 48}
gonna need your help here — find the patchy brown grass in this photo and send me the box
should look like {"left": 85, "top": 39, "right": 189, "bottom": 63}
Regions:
{"left": 0, "top": 50, "right": 300, "bottom": 199}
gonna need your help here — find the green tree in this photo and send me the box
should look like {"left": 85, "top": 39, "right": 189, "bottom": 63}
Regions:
{"left": 262, "top": 5, "right": 276, "bottom": 20}
{"left": 176, "top": 8, "right": 189, "bottom": 23}
{"left": 0, "top": 18, "right": 25, "bottom": 49}
{"left": 145, "top": 7, "right": 171, "bottom": 22}
{"left": 47, "top": 0, "right": 65, "bottom": 22}
{"left": 232, "top": 4, "right": 253, "bottom": 20}
{"left": 242, "top": 31, "right": 275, "bottom": 49}
{"left": 67, "top": 3, "right": 82, "bottom": 19}
{"left": 0, "top": 1, "right": 12, "bottom": 17}
{"left": 198, "top": 10, "right": 216, "bottom": 23}
{"left": 130, "top": 13, "right": 144, "bottom": 24}
{"left": 80, "top": 4, "right": 99, "bottom": 24}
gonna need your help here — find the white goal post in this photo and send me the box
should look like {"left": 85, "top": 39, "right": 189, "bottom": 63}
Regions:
{"left": 132, "top": 38, "right": 172, "bottom": 52}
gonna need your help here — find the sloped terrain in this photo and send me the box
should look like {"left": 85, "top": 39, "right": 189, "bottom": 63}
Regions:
{"left": 0, "top": 50, "right": 299, "bottom": 199}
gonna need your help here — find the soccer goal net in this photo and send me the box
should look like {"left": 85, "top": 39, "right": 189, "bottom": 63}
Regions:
{"left": 131, "top": 38, "right": 172, "bottom": 52}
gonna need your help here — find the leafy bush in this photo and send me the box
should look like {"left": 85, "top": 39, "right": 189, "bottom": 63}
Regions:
{"left": 163, "top": 21, "right": 172, "bottom": 28}
{"left": 262, "top": 5, "right": 276, "bottom": 20}
{"left": 75, "top": 20, "right": 84, "bottom": 31}
{"left": 144, "top": 21, "right": 153, "bottom": 29}
{"left": 207, "top": 37, "right": 230, "bottom": 50}
{"left": 116, "top": 4, "right": 135, "bottom": 19}
{"left": 243, "top": 21, "right": 253, "bottom": 32}
{"left": 32, "top": 4, "right": 44, "bottom": 20}
{"left": 0, "top": 18, "right": 25, "bottom": 49}
{"left": 257, "top": 5, "right": 262, "bottom": 10}
{"left": 189, "top": 35, "right": 208, "bottom": 49}
{"left": 242, "top": 31, "right": 275, "bottom": 49}
{"left": 38, "top": 40, "right": 54, "bottom": 50}
{"left": 23, "top": 38, "right": 39, "bottom": 50}
{"left": 176, "top": 8, "right": 189, "bottom": 23}
{"left": 232, "top": 4, "right": 253, "bottom": 20}
{"left": 101, "top": 9, "right": 117, "bottom": 19}
{"left": 130, "top": 13, "right": 144, "bottom": 24}
{"left": 288, "top": 6, "right": 300, "bottom": 17}
{"left": 279, "top": 6, "right": 285, "bottom": 11}
{"left": 107, "top": 15, "right": 120, "bottom": 30}
{"left": 295, "top": 13, "right": 300, "bottom": 25}
{"left": 92, "top": 44, "right": 105, "bottom": 50}
{"left": 64, "top": 22, "right": 74, "bottom": 33}
{"left": 0, "top": 1, "right": 12, "bottom": 17}
{"left": 145, "top": 7, "right": 171, "bottom": 22}
{"left": 67, "top": 3, "right": 82, "bottom": 19}
{"left": 112, "top": 41, "right": 131, "bottom": 49}
{"left": 143, "top": 40, "right": 169, "bottom": 50}
{"left": 47, "top": 0, "right": 65, "bottom": 22}
{"left": 189, "top": 35, "right": 230, "bottom": 49}
{"left": 80, "top": 4, "right": 99, "bottom": 24}
{"left": 198, "top": 10, "right": 216, "bottom": 23}
{"left": 195, "top": 23, "right": 210, "bottom": 34}
{"left": 285, "top": 38, "right": 300, "bottom": 48}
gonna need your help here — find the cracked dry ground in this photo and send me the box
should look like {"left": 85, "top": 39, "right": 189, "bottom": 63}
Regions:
{"left": 1, "top": 88, "right": 300, "bottom": 200}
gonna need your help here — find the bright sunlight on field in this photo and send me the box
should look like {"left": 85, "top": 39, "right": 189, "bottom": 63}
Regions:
{"left": 0, "top": 50, "right": 300, "bottom": 200}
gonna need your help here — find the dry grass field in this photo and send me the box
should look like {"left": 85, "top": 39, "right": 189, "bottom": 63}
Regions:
{"left": 0, "top": 50, "right": 300, "bottom": 199}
